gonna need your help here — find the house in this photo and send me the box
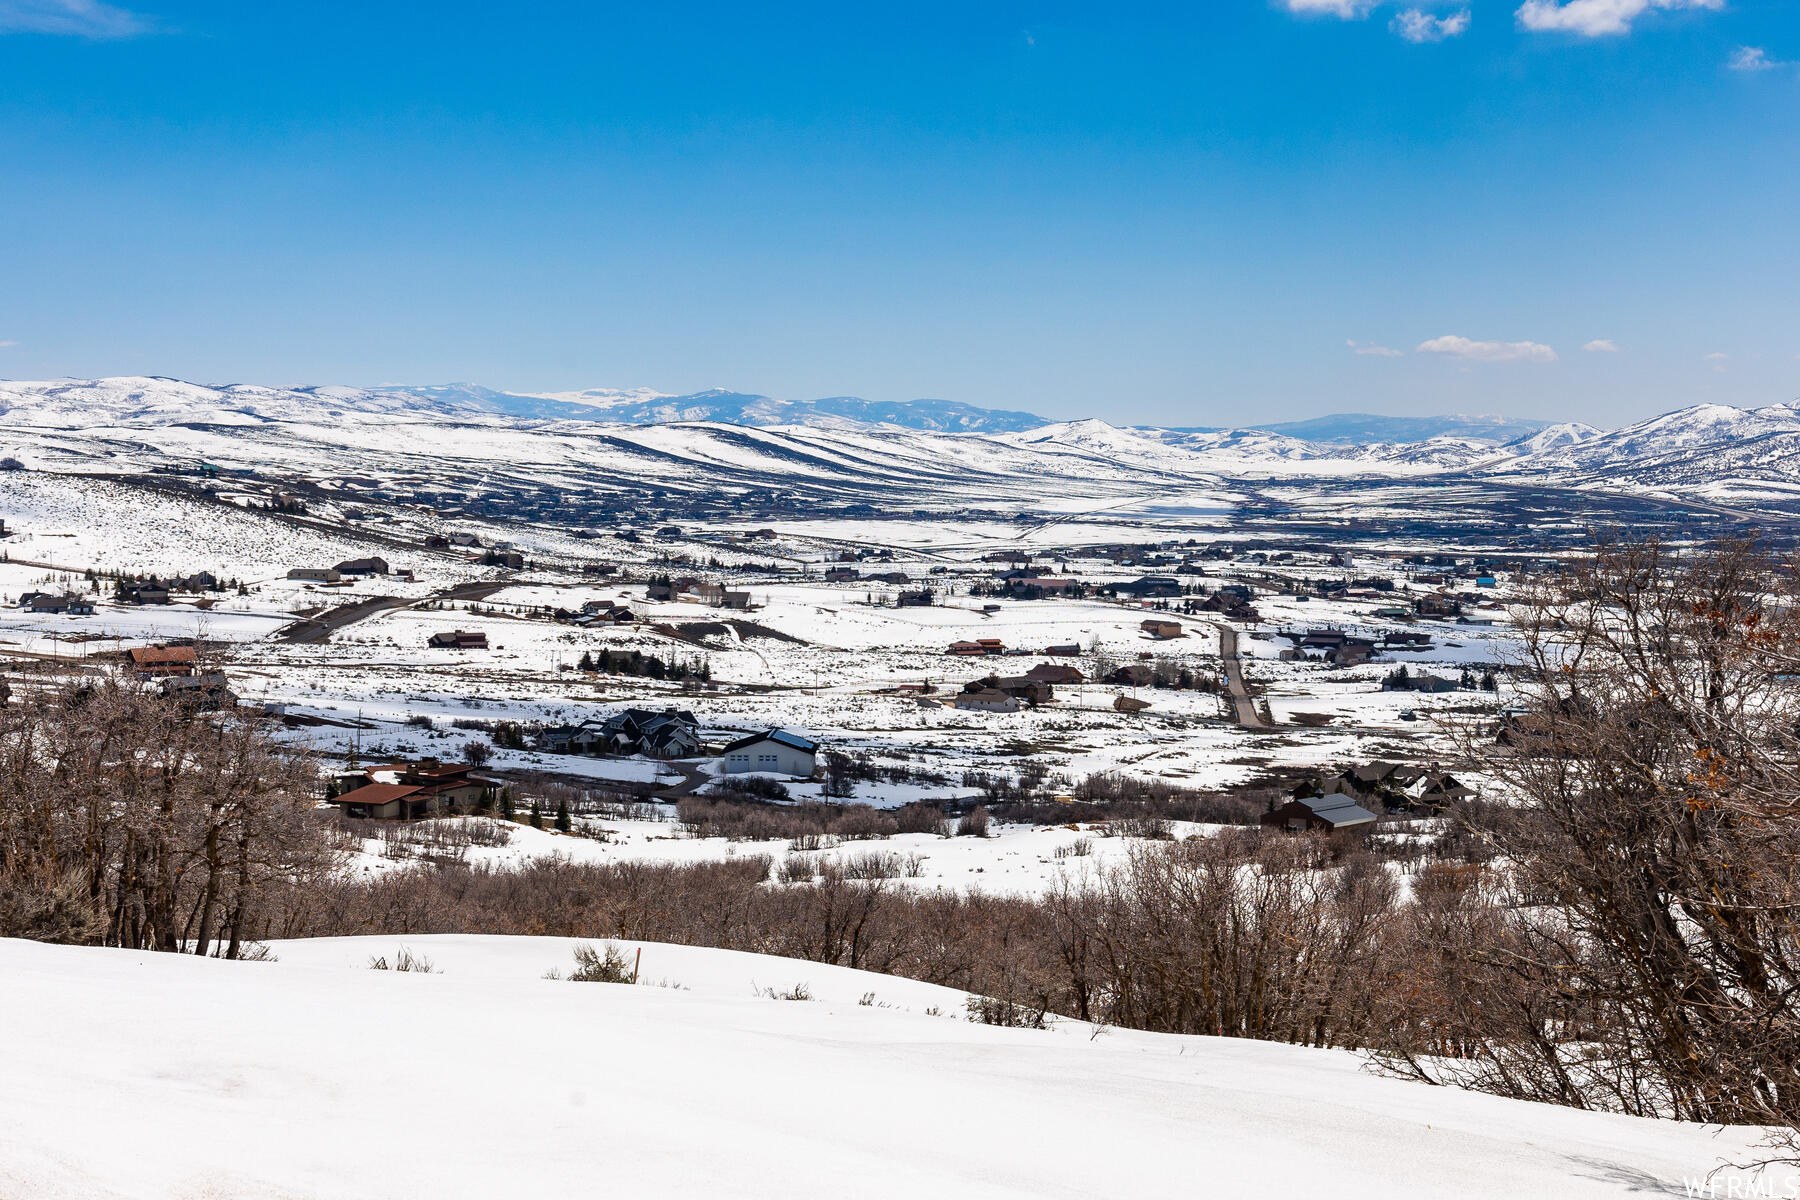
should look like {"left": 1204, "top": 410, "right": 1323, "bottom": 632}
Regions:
{"left": 1409, "top": 673, "right": 1461, "bottom": 693}
{"left": 423, "top": 535, "right": 450, "bottom": 550}
{"left": 1113, "top": 695, "right": 1152, "bottom": 714}
{"left": 1109, "top": 576, "right": 1182, "bottom": 599}
{"left": 122, "top": 582, "right": 172, "bottom": 605}
{"left": 1106, "top": 663, "right": 1155, "bottom": 687}
{"left": 720, "top": 729, "right": 818, "bottom": 777}
{"left": 427, "top": 630, "right": 489, "bottom": 650}
{"left": 970, "top": 675, "right": 1052, "bottom": 705}
{"left": 823, "top": 567, "right": 861, "bottom": 583}
{"left": 951, "top": 688, "right": 1021, "bottom": 713}
{"left": 287, "top": 568, "right": 341, "bottom": 583}
{"left": 1140, "top": 619, "right": 1184, "bottom": 640}
{"left": 1043, "top": 644, "right": 1082, "bottom": 657}
{"left": 590, "top": 708, "right": 701, "bottom": 758}
{"left": 896, "top": 590, "right": 934, "bottom": 607}
{"left": 334, "top": 557, "right": 390, "bottom": 576}
{"left": 946, "top": 638, "right": 1004, "bottom": 656}
{"left": 1261, "top": 795, "right": 1378, "bottom": 834}
{"left": 1329, "top": 637, "right": 1377, "bottom": 667}
{"left": 129, "top": 644, "right": 198, "bottom": 678}
{"left": 645, "top": 582, "right": 676, "bottom": 602}
{"left": 1026, "top": 663, "right": 1085, "bottom": 685}
{"left": 448, "top": 532, "right": 482, "bottom": 547}
{"left": 159, "top": 672, "right": 238, "bottom": 710}
{"left": 327, "top": 761, "right": 498, "bottom": 821}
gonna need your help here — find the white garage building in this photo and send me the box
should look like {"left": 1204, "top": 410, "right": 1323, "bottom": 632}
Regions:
{"left": 720, "top": 729, "right": 819, "bottom": 778}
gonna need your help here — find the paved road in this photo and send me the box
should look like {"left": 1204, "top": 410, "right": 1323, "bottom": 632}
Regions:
{"left": 1214, "top": 623, "right": 1272, "bottom": 730}
{"left": 653, "top": 761, "right": 715, "bottom": 801}
{"left": 276, "top": 580, "right": 507, "bottom": 644}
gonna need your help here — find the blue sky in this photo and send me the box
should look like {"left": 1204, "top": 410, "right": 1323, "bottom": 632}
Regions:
{"left": 0, "top": 0, "right": 1795, "bottom": 426}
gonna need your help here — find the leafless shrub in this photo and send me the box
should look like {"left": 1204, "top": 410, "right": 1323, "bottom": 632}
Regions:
{"left": 956, "top": 806, "right": 991, "bottom": 838}
{"left": 557, "top": 942, "right": 636, "bottom": 983}
{"left": 966, "top": 994, "right": 1046, "bottom": 1029}
{"left": 367, "top": 946, "right": 438, "bottom": 973}
{"left": 843, "top": 851, "right": 904, "bottom": 880}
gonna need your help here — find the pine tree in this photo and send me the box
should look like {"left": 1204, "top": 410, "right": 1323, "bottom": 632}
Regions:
{"left": 554, "top": 798, "right": 572, "bottom": 833}
{"left": 499, "top": 788, "right": 515, "bottom": 821}
{"left": 529, "top": 800, "right": 544, "bottom": 830}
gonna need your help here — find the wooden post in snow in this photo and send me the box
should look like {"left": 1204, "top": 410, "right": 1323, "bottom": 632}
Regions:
{"left": 632, "top": 947, "right": 641, "bottom": 985}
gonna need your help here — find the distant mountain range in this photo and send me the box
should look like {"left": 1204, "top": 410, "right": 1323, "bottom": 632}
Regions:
{"left": 366, "top": 384, "right": 1052, "bottom": 433}
{"left": 4, "top": 375, "right": 1800, "bottom": 512}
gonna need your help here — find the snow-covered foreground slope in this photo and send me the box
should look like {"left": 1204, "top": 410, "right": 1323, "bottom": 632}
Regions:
{"left": 0, "top": 936, "right": 1778, "bottom": 1199}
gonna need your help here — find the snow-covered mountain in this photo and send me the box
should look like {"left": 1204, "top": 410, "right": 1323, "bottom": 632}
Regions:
{"left": 370, "top": 384, "right": 1054, "bottom": 432}
{"left": 3, "top": 376, "right": 1799, "bottom": 513}
{"left": 1238, "top": 412, "right": 1552, "bottom": 445}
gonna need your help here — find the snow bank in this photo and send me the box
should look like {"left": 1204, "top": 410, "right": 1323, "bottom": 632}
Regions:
{"left": 0, "top": 936, "right": 1780, "bottom": 1199}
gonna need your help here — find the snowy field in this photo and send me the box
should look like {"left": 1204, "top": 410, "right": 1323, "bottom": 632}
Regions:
{"left": 342, "top": 815, "right": 1220, "bottom": 898}
{"left": 1, "top": 935, "right": 1782, "bottom": 1200}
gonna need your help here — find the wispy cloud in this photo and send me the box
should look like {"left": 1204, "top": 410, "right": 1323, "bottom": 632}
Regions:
{"left": 1391, "top": 8, "right": 1471, "bottom": 42}
{"left": 0, "top": 339, "right": 16, "bottom": 348}
{"left": 1283, "top": 0, "right": 1468, "bottom": 41}
{"left": 1515, "top": 0, "right": 1723, "bottom": 39}
{"left": 1418, "top": 335, "right": 1558, "bottom": 363}
{"left": 0, "top": 0, "right": 147, "bottom": 37}
{"left": 1728, "top": 46, "right": 1792, "bottom": 72}
{"left": 1582, "top": 338, "right": 1620, "bottom": 353}
{"left": 1347, "top": 339, "right": 1404, "bottom": 357}
{"left": 1282, "top": 0, "right": 1377, "bottom": 16}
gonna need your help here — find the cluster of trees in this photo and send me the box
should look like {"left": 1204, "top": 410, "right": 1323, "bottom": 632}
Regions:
{"left": 0, "top": 681, "right": 331, "bottom": 957}
{"left": 576, "top": 649, "right": 711, "bottom": 681}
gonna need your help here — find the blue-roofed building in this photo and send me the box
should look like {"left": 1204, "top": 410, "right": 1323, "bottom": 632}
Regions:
{"left": 720, "top": 729, "right": 819, "bottom": 778}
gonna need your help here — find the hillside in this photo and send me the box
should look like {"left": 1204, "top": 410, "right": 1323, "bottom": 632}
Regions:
{"left": 0, "top": 936, "right": 1775, "bottom": 1199}
{"left": 4, "top": 377, "right": 1800, "bottom": 520}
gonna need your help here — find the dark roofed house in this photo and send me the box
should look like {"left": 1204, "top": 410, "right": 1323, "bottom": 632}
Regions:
{"left": 334, "top": 557, "right": 390, "bottom": 576}
{"left": 1262, "top": 795, "right": 1378, "bottom": 834}
{"left": 1107, "top": 663, "right": 1155, "bottom": 688}
{"left": 1026, "top": 663, "right": 1085, "bottom": 685}
{"left": 574, "top": 707, "right": 701, "bottom": 759}
{"left": 427, "top": 630, "right": 489, "bottom": 650}
{"left": 1140, "top": 619, "right": 1184, "bottom": 640}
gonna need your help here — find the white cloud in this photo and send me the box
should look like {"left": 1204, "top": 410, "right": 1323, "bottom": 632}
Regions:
{"left": 1728, "top": 46, "right": 1791, "bottom": 72}
{"left": 1346, "top": 339, "right": 1404, "bottom": 357}
{"left": 1515, "top": 0, "right": 1723, "bottom": 38}
{"left": 0, "top": 340, "right": 15, "bottom": 348}
{"left": 1418, "top": 335, "right": 1559, "bottom": 363}
{"left": 1704, "top": 351, "right": 1728, "bottom": 360}
{"left": 1391, "top": 8, "right": 1471, "bottom": 41}
{"left": 1282, "top": 0, "right": 1377, "bottom": 16}
{"left": 0, "top": 0, "right": 145, "bottom": 37}
{"left": 1582, "top": 338, "right": 1620, "bottom": 353}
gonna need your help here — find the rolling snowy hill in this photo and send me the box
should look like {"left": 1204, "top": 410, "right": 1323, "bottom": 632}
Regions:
{"left": 2, "top": 376, "right": 1798, "bottom": 516}
{"left": 0, "top": 935, "right": 1778, "bottom": 1199}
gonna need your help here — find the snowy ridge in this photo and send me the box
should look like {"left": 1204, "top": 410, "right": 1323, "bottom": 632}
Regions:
{"left": 0, "top": 935, "right": 1776, "bottom": 1199}
{"left": 3, "top": 377, "right": 1800, "bottom": 509}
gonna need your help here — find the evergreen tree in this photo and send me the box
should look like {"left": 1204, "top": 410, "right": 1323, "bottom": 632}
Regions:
{"left": 554, "top": 798, "right": 572, "bottom": 833}
{"left": 499, "top": 788, "right": 515, "bottom": 821}
{"left": 529, "top": 800, "right": 544, "bottom": 830}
